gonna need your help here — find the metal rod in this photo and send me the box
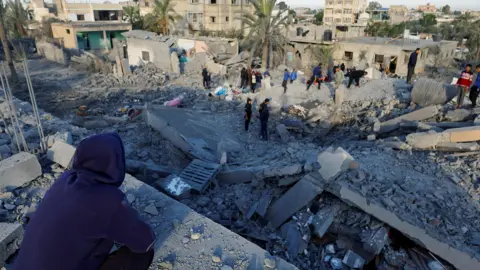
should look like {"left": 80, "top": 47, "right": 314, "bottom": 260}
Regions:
{"left": 1, "top": 62, "right": 29, "bottom": 152}
{"left": 23, "top": 58, "right": 46, "bottom": 152}
{"left": 0, "top": 65, "right": 21, "bottom": 153}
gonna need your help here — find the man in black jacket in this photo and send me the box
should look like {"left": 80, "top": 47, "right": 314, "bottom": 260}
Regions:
{"left": 244, "top": 98, "right": 252, "bottom": 131}
{"left": 347, "top": 70, "right": 368, "bottom": 88}
{"left": 259, "top": 98, "right": 270, "bottom": 140}
{"left": 407, "top": 48, "right": 420, "bottom": 84}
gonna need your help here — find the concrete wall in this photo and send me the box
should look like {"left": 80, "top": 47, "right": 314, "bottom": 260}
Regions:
{"left": 51, "top": 24, "right": 77, "bottom": 49}
{"left": 36, "top": 41, "right": 69, "bottom": 65}
{"left": 126, "top": 38, "right": 172, "bottom": 71}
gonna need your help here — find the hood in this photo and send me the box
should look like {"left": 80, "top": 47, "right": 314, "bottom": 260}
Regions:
{"left": 72, "top": 133, "right": 126, "bottom": 186}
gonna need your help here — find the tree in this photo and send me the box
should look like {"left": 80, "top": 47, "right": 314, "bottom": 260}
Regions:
{"left": 453, "top": 10, "right": 461, "bottom": 16}
{"left": 311, "top": 45, "right": 335, "bottom": 67}
{"left": 144, "top": 0, "right": 181, "bottom": 35}
{"left": 420, "top": 13, "right": 437, "bottom": 27}
{"left": 0, "top": 0, "right": 18, "bottom": 82}
{"left": 123, "top": 5, "right": 142, "bottom": 29}
{"left": 314, "top": 9, "right": 323, "bottom": 25}
{"left": 238, "top": 0, "right": 289, "bottom": 69}
{"left": 4, "top": 0, "right": 28, "bottom": 38}
{"left": 441, "top": 5, "right": 451, "bottom": 14}
{"left": 276, "top": 1, "right": 287, "bottom": 10}
{"left": 367, "top": 1, "right": 382, "bottom": 10}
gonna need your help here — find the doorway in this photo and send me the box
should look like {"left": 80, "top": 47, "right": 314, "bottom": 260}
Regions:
{"left": 389, "top": 56, "right": 397, "bottom": 74}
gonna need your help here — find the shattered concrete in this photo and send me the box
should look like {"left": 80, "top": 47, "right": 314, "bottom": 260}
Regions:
{"left": 0, "top": 152, "right": 42, "bottom": 189}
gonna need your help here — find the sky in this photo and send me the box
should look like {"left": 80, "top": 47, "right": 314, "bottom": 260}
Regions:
{"left": 283, "top": 0, "right": 480, "bottom": 10}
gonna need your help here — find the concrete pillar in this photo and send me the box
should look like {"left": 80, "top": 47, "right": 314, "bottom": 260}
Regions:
{"left": 103, "top": 30, "right": 109, "bottom": 52}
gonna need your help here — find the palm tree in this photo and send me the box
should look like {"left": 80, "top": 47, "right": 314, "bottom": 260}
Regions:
{"left": 238, "top": 0, "right": 289, "bottom": 69}
{"left": 0, "top": 0, "right": 18, "bottom": 82}
{"left": 5, "top": 0, "right": 28, "bottom": 37}
{"left": 123, "top": 5, "right": 142, "bottom": 29}
{"left": 144, "top": 0, "right": 181, "bottom": 35}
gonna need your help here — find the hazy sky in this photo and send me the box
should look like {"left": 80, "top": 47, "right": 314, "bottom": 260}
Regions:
{"left": 283, "top": 0, "right": 480, "bottom": 10}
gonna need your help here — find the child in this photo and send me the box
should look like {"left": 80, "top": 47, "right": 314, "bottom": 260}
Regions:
{"left": 282, "top": 69, "right": 290, "bottom": 93}
{"left": 456, "top": 64, "right": 474, "bottom": 108}
{"left": 290, "top": 69, "right": 297, "bottom": 83}
{"left": 469, "top": 64, "right": 480, "bottom": 108}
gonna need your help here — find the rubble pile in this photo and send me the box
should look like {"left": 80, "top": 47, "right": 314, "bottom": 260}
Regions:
{"left": 85, "top": 64, "right": 169, "bottom": 89}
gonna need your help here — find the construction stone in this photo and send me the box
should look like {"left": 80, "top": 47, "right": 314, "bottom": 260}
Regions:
{"left": 411, "top": 78, "right": 457, "bottom": 106}
{"left": 424, "top": 121, "right": 473, "bottom": 128}
{"left": 0, "top": 223, "right": 24, "bottom": 267}
{"left": 362, "top": 227, "right": 389, "bottom": 255}
{"left": 375, "top": 105, "right": 441, "bottom": 134}
{"left": 126, "top": 159, "right": 178, "bottom": 178}
{"left": 276, "top": 124, "right": 290, "bottom": 143}
{"left": 445, "top": 109, "right": 472, "bottom": 122}
{"left": 326, "top": 183, "right": 480, "bottom": 270}
{"left": 435, "top": 142, "right": 480, "bottom": 152}
{"left": 342, "top": 250, "right": 365, "bottom": 269}
{"left": 367, "top": 134, "right": 376, "bottom": 141}
{"left": 266, "top": 172, "right": 325, "bottom": 228}
{"left": 281, "top": 222, "right": 307, "bottom": 258}
{"left": 406, "top": 126, "right": 480, "bottom": 149}
{"left": 120, "top": 174, "right": 296, "bottom": 269}
{"left": 255, "top": 191, "right": 273, "bottom": 217}
{"left": 0, "top": 152, "right": 42, "bottom": 189}
{"left": 311, "top": 204, "right": 341, "bottom": 237}
{"left": 216, "top": 168, "right": 256, "bottom": 185}
{"left": 47, "top": 141, "right": 76, "bottom": 168}
{"left": 317, "top": 147, "right": 355, "bottom": 181}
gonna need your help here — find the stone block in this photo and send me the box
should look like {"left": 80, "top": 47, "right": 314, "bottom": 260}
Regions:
{"left": 342, "top": 250, "right": 365, "bottom": 268}
{"left": 0, "top": 152, "right": 42, "bottom": 189}
{"left": 216, "top": 168, "right": 255, "bottom": 185}
{"left": 47, "top": 141, "right": 76, "bottom": 168}
{"left": 317, "top": 147, "right": 354, "bottom": 181}
{"left": 312, "top": 204, "right": 341, "bottom": 237}
{"left": 376, "top": 105, "right": 441, "bottom": 134}
{"left": 362, "top": 227, "right": 388, "bottom": 255}
{"left": 0, "top": 223, "right": 24, "bottom": 267}
{"left": 276, "top": 124, "right": 290, "bottom": 143}
{"left": 447, "top": 126, "right": 480, "bottom": 143}
{"left": 281, "top": 222, "right": 307, "bottom": 258}
{"left": 367, "top": 134, "right": 376, "bottom": 141}
{"left": 445, "top": 109, "right": 472, "bottom": 122}
{"left": 266, "top": 172, "right": 325, "bottom": 228}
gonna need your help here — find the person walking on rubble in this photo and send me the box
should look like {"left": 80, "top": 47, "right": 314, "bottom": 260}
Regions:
{"left": 456, "top": 64, "right": 474, "bottom": 108}
{"left": 251, "top": 69, "right": 257, "bottom": 93}
{"left": 240, "top": 67, "right": 248, "bottom": 89}
{"left": 306, "top": 63, "right": 323, "bottom": 91}
{"left": 406, "top": 48, "right": 420, "bottom": 84}
{"left": 290, "top": 69, "right": 298, "bottom": 84}
{"left": 202, "top": 66, "right": 208, "bottom": 88}
{"left": 255, "top": 70, "right": 263, "bottom": 92}
{"left": 347, "top": 70, "right": 367, "bottom": 88}
{"left": 245, "top": 98, "right": 253, "bottom": 131}
{"left": 282, "top": 68, "right": 290, "bottom": 93}
{"left": 13, "top": 133, "right": 155, "bottom": 270}
{"left": 179, "top": 52, "right": 187, "bottom": 75}
{"left": 469, "top": 64, "right": 480, "bottom": 108}
{"left": 259, "top": 98, "right": 270, "bottom": 140}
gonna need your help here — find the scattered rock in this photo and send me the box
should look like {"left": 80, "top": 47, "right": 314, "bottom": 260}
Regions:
{"left": 143, "top": 203, "right": 159, "bottom": 215}
{"left": 126, "top": 193, "right": 135, "bottom": 204}
{"left": 264, "top": 257, "right": 276, "bottom": 268}
{"left": 211, "top": 255, "right": 221, "bottom": 263}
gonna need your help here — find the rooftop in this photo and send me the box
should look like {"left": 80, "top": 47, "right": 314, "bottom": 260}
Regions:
{"left": 340, "top": 36, "right": 457, "bottom": 50}
{"left": 122, "top": 30, "right": 237, "bottom": 43}
{"left": 52, "top": 21, "right": 131, "bottom": 28}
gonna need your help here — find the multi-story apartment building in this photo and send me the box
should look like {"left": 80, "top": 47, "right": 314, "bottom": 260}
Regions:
{"left": 323, "top": 0, "right": 367, "bottom": 26}
{"left": 417, "top": 3, "right": 436, "bottom": 13}
{"left": 389, "top": 5, "right": 409, "bottom": 24}
{"left": 137, "top": 0, "right": 254, "bottom": 32}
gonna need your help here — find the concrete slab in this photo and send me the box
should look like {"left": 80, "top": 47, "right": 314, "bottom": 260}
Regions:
{"left": 317, "top": 147, "right": 355, "bottom": 181}
{"left": 326, "top": 183, "right": 480, "bottom": 270}
{"left": 126, "top": 159, "right": 179, "bottom": 177}
{"left": 311, "top": 204, "right": 341, "bottom": 237}
{"left": 46, "top": 141, "right": 76, "bottom": 168}
{"left": 276, "top": 124, "right": 290, "bottom": 143}
{"left": 266, "top": 172, "right": 325, "bottom": 229}
{"left": 445, "top": 109, "right": 472, "bottom": 122}
{"left": 0, "top": 152, "right": 42, "bottom": 189}
{"left": 407, "top": 126, "right": 480, "bottom": 149}
{"left": 0, "top": 223, "right": 24, "bottom": 267}
{"left": 217, "top": 168, "right": 256, "bottom": 185}
{"left": 121, "top": 174, "right": 297, "bottom": 269}
{"left": 375, "top": 105, "right": 441, "bottom": 134}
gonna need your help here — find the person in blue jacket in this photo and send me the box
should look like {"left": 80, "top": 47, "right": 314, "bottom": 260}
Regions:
{"left": 307, "top": 63, "right": 322, "bottom": 90}
{"left": 290, "top": 69, "right": 298, "bottom": 83}
{"left": 282, "top": 69, "right": 290, "bottom": 93}
{"left": 13, "top": 133, "right": 155, "bottom": 270}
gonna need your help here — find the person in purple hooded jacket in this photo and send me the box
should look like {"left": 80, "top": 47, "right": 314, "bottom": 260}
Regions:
{"left": 13, "top": 133, "right": 155, "bottom": 270}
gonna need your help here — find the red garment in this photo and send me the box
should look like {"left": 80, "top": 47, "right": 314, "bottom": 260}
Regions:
{"left": 457, "top": 71, "right": 473, "bottom": 88}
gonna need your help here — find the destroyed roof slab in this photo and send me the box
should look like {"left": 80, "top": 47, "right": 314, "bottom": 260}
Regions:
{"left": 339, "top": 36, "right": 457, "bottom": 50}
{"left": 121, "top": 174, "right": 297, "bottom": 269}
{"left": 52, "top": 21, "right": 132, "bottom": 29}
{"left": 122, "top": 30, "right": 174, "bottom": 44}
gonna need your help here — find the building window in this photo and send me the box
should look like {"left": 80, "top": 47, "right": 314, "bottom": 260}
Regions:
{"left": 375, "top": 54, "right": 384, "bottom": 63}
{"left": 343, "top": 17, "right": 351, "bottom": 23}
{"left": 335, "top": 9, "right": 342, "bottom": 14}
{"left": 226, "top": 16, "right": 229, "bottom": 22}
{"left": 210, "top": 16, "right": 216, "bottom": 23}
{"left": 327, "top": 1, "right": 334, "bottom": 5}
{"left": 335, "top": 18, "right": 341, "bottom": 23}
{"left": 210, "top": 0, "right": 216, "bottom": 4}
{"left": 231, "top": 0, "right": 238, "bottom": 4}
{"left": 324, "top": 17, "right": 332, "bottom": 22}
{"left": 343, "top": 9, "right": 352, "bottom": 14}
{"left": 190, "top": 0, "right": 199, "bottom": 3}
{"left": 336, "top": 0, "right": 343, "bottom": 4}
{"left": 77, "top": 14, "right": 85, "bottom": 21}
{"left": 142, "top": 51, "right": 150, "bottom": 61}
{"left": 66, "top": 29, "right": 70, "bottom": 34}
{"left": 344, "top": 51, "right": 353, "bottom": 60}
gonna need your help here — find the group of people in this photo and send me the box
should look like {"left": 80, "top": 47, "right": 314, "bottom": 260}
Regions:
{"left": 456, "top": 64, "right": 480, "bottom": 108}
{"left": 306, "top": 62, "right": 367, "bottom": 90}
{"left": 244, "top": 97, "right": 270, "bottom": 141}
{"left": 281, "top": 69, "right": 298, "bottom": 93}
{"left": 240, "top": 67, "right": 267, "bottom": 93}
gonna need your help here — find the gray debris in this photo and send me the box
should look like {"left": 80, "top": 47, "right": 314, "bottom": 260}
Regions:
{"left": 143, "top": 203, "right": 159, "bottom": 215}
{"left": 342, "top": 250, "right": 365, "bottom": 268}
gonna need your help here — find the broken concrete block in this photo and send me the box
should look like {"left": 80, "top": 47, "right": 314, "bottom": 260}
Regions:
{"left": 281, "top": 222, "right": 307, "bottom": 258}
{"left": 255, "top": 191, "right": 273, "bottom": 217}
{"left": 0, "top": 152, "right": 42, "bottom": 189}
{"left": 342, "top": 250, "right": 365, "bottom": 268}
{"left": 436, "top": 142, "right": 480, "bottom": 152}
{"left": 159, "top": 174, "right": 192, "bottom": 198}
{"left": 334, "top": 86, "right": 345, "bottom": 105}
{"left": 126, "top": 159, "right": 178, "bottom": 177}
{"left": 367, "top": 134, "right": 376, "bottom": 141}
{"left": 317, "top": 147, "right": 354, "bottom": 181}
{"left": 263, "top": 164, "right": 302, "bottom": 178}
{"left": 47, "top": 141, "right": 76, "bottom": 168}
{"left": 276, "top": 124, "right": 290, "bottom": 143}
{"left": 45, "top": 132, "right": 72, "bottom": 147}
{"left": 266, "top": 172, "right": 325, "bottom": 228}
{"left": 311, "top": 204, "right": 341, "bottom": 237}
{"left": 407, "top": 126, "right": 480, "bottom": 149}
{"left": 448, "top": 126, "right": 480, "bottom": 143}
{"left": 82, "top": 119, "right": 110, "bottom": 129}
{"left": 425, "top": 121, "right": 473, "bottom": 128}
{"left": 362, "top": 227, "right": 388, "bottom": 255}
{"left": 376, "top": 105, "right": 441, "bottom": 134}
{"left": 0, "top": 223, "right": 24, "bottom": 267}
{"left": 411, "top": 78, "right": 456, "bottom": 106}
{"left": 445, "top": 109, "right": 472, "bottom": 122}
{"left": 216, "top": 168, "right": 255, "bottom": 185}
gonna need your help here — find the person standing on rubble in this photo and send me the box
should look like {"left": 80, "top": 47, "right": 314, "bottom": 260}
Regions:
{"left": 282, "top": 68, "right": 290, "bottom": 93}
{"left": 240, "top": 67, "right": 248, "bottom": 89}
{"left": 202, "top": 66, "right": 208, "bottom": 88}
{"left": 255, "top": 70, "right": 263, "bottom": 92}
{"left": 306, "top": 63, "right": 322, "bottom": 91}
{"left": 456, "top": 64, "right": 474, "bottom": 108}
{"left": 290, "top": 69, "right": 298, "bottom": 84}
{"left": 340, "top": 63, "right": 345, "bottom": 72}
{"left": 469, "top": 64, "right": 480, "bottom": 107}
{"left": 347, "top": 70, "right": 367, "bottom": 88}
{"left": 259, "top": 98, "right": 270, "bottom": 140}
{"left": 179, "top": 52, "right": 187, "bottom": 75}
{"left": 406, "top": 48, "right": 420, "bottom": 84}
{"left": 335, "top": 66, "right": 345, "bottom": 90}
{"left": 13, "top": 133, "right": 155, "bottom": 270}
{"left": 251, "top": 69, "right": 257, "bottom": 93}
{"left": 245, "top": 98, "right": 253, "bottom": 131}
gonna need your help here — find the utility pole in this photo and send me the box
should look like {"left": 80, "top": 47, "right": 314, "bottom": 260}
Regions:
{"left": 284, "top": 8, "right": 291, "bottom": 65}
{"left": 240, "top": 0, "right": 244, "bottom": 38}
